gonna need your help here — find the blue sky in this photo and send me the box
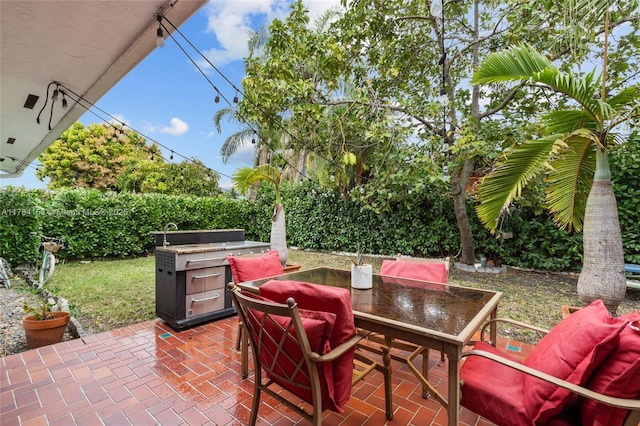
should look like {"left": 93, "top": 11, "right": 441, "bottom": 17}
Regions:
{"left": 9, "top": 0, "right": 339, "bottom": 191}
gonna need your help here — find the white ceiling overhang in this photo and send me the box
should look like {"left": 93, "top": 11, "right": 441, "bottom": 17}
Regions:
{"left": 0, "top": 0, "right": 207, "bottom": 178}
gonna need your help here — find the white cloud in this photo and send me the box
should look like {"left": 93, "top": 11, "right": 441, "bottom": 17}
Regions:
{"left": 160, "top": 117, "right": 189, "bottom": 136}
{"left": 199, "top": 0, "right": 341, "bottom": 68}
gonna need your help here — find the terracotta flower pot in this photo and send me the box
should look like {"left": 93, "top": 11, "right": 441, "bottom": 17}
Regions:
{"left": 22, "top": 311, "right": 71, "bottom": 349}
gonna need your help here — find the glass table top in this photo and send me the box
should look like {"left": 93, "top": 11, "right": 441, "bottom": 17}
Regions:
{"left": 244, "top": 267, "right": 501, "bottom": 337}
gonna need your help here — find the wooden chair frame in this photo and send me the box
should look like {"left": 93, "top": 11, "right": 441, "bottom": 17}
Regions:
{"left": 462, "top": 317, "right": 640, "bottom": 425}
{"left": 228, "top": 283, "right": 393, "bottom": 425}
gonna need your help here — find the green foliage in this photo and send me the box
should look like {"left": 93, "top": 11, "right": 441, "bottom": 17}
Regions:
{"left": 37, "top": 122, "right": 221, "bottom": 196}
{"left": 1, "top": 188, "right": 261, "bottom": 261}
{"left": 611, "top": 131, "right": 640, "bottom": 264}
{"left": 37, "top": 122, "right": 159, "bottom": 191}
{"left": 116, "top": 158, "right": 221, "bottom": 196}
{"left": 2, "top": 153, "right": 638, "bottom": 271}
{"left": 0, "top": 187, "right": 43, "bottom": 265}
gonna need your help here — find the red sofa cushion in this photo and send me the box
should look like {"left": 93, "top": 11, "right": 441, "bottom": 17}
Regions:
{"left": 460, "top": 341, "right": 531, "bottom": 425}
{"left": 581, "top": 309, "right": 640, "bottom": 426}
{"left": 244, "top": 292, "right": 338, "bottom": 411}
{"left": 227, "top": 250, "right": 283, "bottom": 283}
{"left": 523, "top": 299, "right": 626, "bottom": 423}
{"left": 380, "top": 259, "right": 448, "bottom": 284}
{"left": 259, "top": 280, "right": 356, "bottom": 411}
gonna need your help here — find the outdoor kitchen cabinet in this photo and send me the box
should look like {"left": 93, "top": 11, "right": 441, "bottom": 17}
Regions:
{"left": 154, "top": 229, "right": 269, "bottom": 330}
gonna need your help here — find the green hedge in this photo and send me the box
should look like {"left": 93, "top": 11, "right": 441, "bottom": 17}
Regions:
{"left": 1, "top": 138, "right": 637, "bottom": 270}
{"left": 1, "top": 188, "right": 261, "bottom": 265}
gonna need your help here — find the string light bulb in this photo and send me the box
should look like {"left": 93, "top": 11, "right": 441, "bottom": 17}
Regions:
{"left": 170, "top": 151, "right": 174, "bottom": 160}
{"left": 430, "top": 0, "right": 443, "bottom": 18}
{"left": 156, "top": 15, "right": 165, "bottom": 47}
{"left": 233, "top": 90, "right": 238, "bottom": 104}
{"left": 251, "top": 130, "right": 256, "bottom": 144}
{"left": 52, "top": 88, "right": 59, "bottom": 102}
{"left": 214, "top": 92, "right": 220, "bottom": 103}
{"left": 61, "top": 91, "right": 68, "bottom": 110}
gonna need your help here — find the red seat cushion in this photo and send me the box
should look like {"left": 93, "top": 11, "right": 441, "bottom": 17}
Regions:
{"left": 227, "top": 250, "right": 283, "bottom": 283}
{"left": 259, "top": 280, "right": 356, "bottom": 411}
{"left": 460, "top": 341, "right": 531, "bottom": 425}
{"left": 243, "top": 292, "right": 339, "bottom": 412}
{"left": 581, "top": 309, "right": 640, "bottom": 426}
{"left": 380, "top": 259, "right": 448, "bottom": 284}
{"left": 523, "top": 299, "right": 626, "bottom": 423}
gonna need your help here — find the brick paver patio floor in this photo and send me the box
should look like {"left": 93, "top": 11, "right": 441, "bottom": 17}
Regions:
{"left": 0, "top": 315, "right": 533, "bottom": 425}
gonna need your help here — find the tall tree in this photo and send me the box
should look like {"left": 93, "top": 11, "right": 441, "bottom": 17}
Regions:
{"left": 471, "top": 1, "right": 639, "bottom": 312}
{"left": 37, "top": 122, "right": 158, "bottom": 191}
{"left": 116, "top": 158, "right": 221, "bottom": 196}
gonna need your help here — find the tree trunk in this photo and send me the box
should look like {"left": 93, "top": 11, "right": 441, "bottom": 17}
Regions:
{"left": 271, "top": 204, "right": 288, "bottom": 266}
{"left": 452, "top": 0, "right": 479, "bottom": 266}
{"left": 452, "top": 157, "right": 476, "bottom": 264}
{"left": 577, "top": 151, "right": 626, "bottom": 313}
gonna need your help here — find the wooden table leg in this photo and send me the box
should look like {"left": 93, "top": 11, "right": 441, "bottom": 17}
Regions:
{"left": 447, "top": 351, "right": 461, "bottom": 426}
{"left": 382, "top": 336, "right": 394, "bottom": 420}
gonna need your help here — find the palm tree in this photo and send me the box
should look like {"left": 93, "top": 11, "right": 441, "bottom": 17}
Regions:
{"left": 470, "top": 43, "right": 639, "bottom": 313}
{"left": 232, "top": 165, "right": 288, "bottom": 265}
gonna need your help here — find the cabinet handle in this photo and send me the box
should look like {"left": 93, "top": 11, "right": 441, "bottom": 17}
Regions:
{"left": 191, "top": 294, "right": 221, "bottom": 303}
{"left": 186, "top": 257, "right": 226, "bottom": 264}
{"left": 191, "top": 272, "right": 222, "bottom": 280}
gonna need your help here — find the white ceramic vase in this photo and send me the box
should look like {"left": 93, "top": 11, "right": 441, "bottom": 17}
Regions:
{"left": 351, "top": 264, "right": 373, "bottom": 289}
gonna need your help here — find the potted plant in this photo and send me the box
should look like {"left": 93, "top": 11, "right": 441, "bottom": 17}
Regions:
{"left": 347, "top": 250, "right": 373, "bottom": 289}
{"left": 22, "top": 300, "right": 70, "bottom": 349}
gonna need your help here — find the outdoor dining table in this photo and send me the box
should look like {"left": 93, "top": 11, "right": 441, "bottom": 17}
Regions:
{"left": 236, "top": 267, "right": 502, "bottom": 426}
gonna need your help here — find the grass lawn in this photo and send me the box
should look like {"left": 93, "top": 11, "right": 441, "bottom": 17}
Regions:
{"left": 35, "top": 250, "right": 639, "bottom": 341}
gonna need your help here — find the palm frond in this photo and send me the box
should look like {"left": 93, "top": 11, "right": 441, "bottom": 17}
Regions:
{"left": 232, "top": 165, "right": 282, "bottom": 204}
{"left": 220, "top": 128, "right": 255, "bottom": 162}
{"left": 475, "top": 135, "right": 561, "bottom": 233}
{"left": 470, "top": 44, "right": 553, "bottom": 85}
{"left": 607, "top": 87, "right": 640, "bottom": 110}
{"left": 542, "top": 110, "right": 599, "bottom": 134}
{"left": 545, "top": 135, "right": 595, "bottom": 232}
{"left": 532, "top": 68, "right": 601, "bottom": 116}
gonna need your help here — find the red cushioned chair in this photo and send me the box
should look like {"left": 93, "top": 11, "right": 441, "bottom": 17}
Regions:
{"left": 460, "top": 300, "right": 640, "bottom": 426}
{"left": 228, "top": 282, "right": 393, "bottom": 425}
{"left": 371, "top": 257, "right": 450, "bottom": 398}
{"left": 226, "top": 250, "right": 284, "bottom": 366}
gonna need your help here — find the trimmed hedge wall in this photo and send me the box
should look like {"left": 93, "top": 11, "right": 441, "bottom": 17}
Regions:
{"left": 0, "top": 188, "right": 261, "bottom": 265}
{"left": 1, "top": 137, "right": 637, "bottom": 270}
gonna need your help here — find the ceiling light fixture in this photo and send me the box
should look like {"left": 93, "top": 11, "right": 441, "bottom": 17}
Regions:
{"left": 156, "top": 15, "right": 165, "bottom": 48}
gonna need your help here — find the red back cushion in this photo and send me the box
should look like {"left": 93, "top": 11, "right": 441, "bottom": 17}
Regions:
{"left": 259, "top": 280, "right": 355, "bottom": 411}
{"left": 523, "top": 299, "right": 626, "bottom": 423}
{"left": 581, "top": 309, "right": 640, "bottom": 426}
{"left": 244, "top": 294, "right": 338, "bottom": 412}
{"left": 227, "top": 250, "right": 283, "bottom": 283}
{"left": 380, "top": 259, "right": 449, "bottom": 284}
